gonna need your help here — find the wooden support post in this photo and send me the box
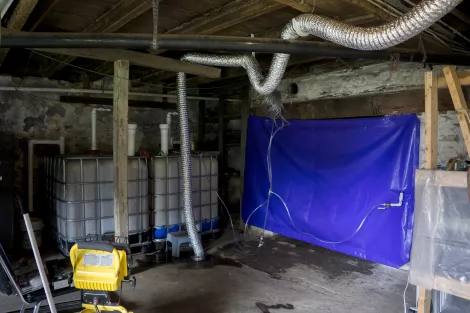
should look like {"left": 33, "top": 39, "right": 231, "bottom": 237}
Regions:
{"left": 197, "top": 100, "right": 206, "bottom": 150}
{"left": 417, "top": 71, "right": 438, "bottom": 313}
{"left": 239, "top": 86, "right": 251, "bottom": 226}
{"left": 443, "top": 66, "right": 470, "bottom": 157}
{"left": 218, "top": 97, "right": 226, "bottom": 202}
{"left": 424, "top": 71, "right": 438, "bottom": 169}
{"left": 418, "top": 288, "right": 432, "bottom": 313}
{"left": 113, "top": 60, "right": 129, "bottom": 238}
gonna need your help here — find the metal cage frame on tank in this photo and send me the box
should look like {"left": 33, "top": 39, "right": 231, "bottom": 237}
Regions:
{"left": 44, "top": 155, "right": 151, "bottom": 256}
{"left": 150, "top": 154, "right": 220, "bottom": 254}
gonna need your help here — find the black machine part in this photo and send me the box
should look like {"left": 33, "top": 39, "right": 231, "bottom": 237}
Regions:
{"left": 82, "top": 290, "right": 120, "bottom": 306}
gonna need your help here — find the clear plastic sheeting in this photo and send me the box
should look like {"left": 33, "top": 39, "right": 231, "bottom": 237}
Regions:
{"left": 409, "top": 170, "right": 470, "bottom": 294}
{"left": 432, "top": 291, "right": 470, "bottom": 313}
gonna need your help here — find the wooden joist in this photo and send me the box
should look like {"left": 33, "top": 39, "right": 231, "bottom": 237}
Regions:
{"left": 165, "top": 0, "right": 283, "bottom": 37}
{"left": 443, "top": 66, "right": 470, "bottom": 156}
{"left": 36, "top": 48, "right": 221, "bottom": 78}
{"left": 132, "top": 0, "right": 284, "bottom": 82}
{"left": 24, "top": 0, "right": 62, "bottom": 31}
{"left": 42, "top": 0, "right": 152, "bottom": 77}
{"left": 0, "top": 0, "right": 39, "bottom": 65}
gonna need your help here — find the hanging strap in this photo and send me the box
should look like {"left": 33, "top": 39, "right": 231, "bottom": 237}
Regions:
{"left": 152, "top": 0, "right": 160, "bottom": 50}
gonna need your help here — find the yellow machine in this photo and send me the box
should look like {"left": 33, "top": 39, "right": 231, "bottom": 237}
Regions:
{"left": 70, "top": 242, "right": 135, "bottom": 313}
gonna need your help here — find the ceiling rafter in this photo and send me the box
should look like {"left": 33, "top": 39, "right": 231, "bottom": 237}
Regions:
{"left": 24, "top": 0, "right": 62, "bottom": 31}
{"left": 40, "top": 0, "right": 152, "bottom": 78}
{"left": 0, "top": 0, "right": 39, "bottom": 66}
{"left": 93, "top": 0, "right": 285, "bottom": 82}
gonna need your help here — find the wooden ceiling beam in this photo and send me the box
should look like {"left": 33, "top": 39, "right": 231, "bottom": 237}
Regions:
{"left": 165, "top": 0, "right": 283, "bottom": 36}
{"left": 274, "top": 0, "right": 390, "bottom": 20}
{"left": 0, "top": 0, "right": 39, "bottom": 65}
{"left": 24, "top": 0, "right": 62, "bottom": 31}
{"left": 272, "top": 0, "right": 313, "bottom": 12}
{"left": 40, "top": 0, "right": 152, "bottom": 78}
{"left": 255, "top": 13, "right": 376, "bottom": 38}
{"left": 36, "top": 48, "right": 221, "bottom": 78}
{"left": 124, "top": 0, "right": 284, "bottom": 83}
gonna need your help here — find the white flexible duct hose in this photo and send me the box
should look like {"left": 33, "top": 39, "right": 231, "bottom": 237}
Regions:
{"left": 182, "top": 0, "right": 463, "bottom": 96}
{"left": 176, "top": 72, "right": 205, "bottom": 261}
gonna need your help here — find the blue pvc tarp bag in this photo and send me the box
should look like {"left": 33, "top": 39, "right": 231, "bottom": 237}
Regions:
{"left": 242, "top": 114, "right": 420, "bottom": 268}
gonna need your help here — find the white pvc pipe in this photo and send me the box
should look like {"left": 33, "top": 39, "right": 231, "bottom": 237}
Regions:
{"left": 22, "top": 213, "right": 57, "bottom": 313}
{"left": 91, "top": 109, "right": 97, "bottom": 151}
{"left": 28, "top": 138, "right": 64, "bottom": 213}
{"left": 0, "top": 86, "right": 240, "bottom": 102}
{"left": 91, "top": 107, "right": 111, "bottom": 151}
{"left": 166, "top": 112, "right": 178, "bottom": 149}
{"left": 159, "top": 124, "right": 169, "bottom": 155}
{"left": 128, "top": 124, "right": 137, "bottom": 156}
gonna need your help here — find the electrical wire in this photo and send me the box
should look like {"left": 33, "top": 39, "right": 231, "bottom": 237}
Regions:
{"left": 199, "top": 154, "right": 242, "bottom": 250}
{"left": 93, "top": 303, "right": 100, "bottom": 313}
{"left": 403, "top": 279, "right": 410, "bottom": 313}
{"left": 241, "top": 117, "right": 287, "bottom": 250}
{"left": 272, "top": 191, "right": 384, "bottom": 245}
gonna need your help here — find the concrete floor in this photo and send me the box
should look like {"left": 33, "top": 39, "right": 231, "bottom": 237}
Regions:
{"left": 1, "top": 235, "right": 412, "bottom": 313}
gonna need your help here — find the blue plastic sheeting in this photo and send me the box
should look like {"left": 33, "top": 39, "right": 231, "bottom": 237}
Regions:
{"left": 242, "top": 115, "right": 420, "bottom": 268}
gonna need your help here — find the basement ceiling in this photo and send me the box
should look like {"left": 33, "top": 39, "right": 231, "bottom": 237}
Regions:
{"left": 1, "top": 0, "right": 470, "bottom": 93}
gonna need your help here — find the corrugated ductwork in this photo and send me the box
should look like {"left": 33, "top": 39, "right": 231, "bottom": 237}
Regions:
{"left": 182, "top": 0, "right": 462, "bottom": 96}
{"left": 176, "top": 72, "right": 205, "bottom": 261}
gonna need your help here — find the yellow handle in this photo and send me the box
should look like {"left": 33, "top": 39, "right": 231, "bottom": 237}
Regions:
{"left": 69, "top": 244, "right": 78, "bottom": 270}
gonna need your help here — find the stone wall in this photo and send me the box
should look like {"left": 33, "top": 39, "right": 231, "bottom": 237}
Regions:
{"left": 0, "top": 76, "right": 199, "bottom": 193}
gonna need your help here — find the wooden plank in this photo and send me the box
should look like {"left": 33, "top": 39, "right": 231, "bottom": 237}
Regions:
{"left": 42, "top": 0, "right": 151, "bottom": 77}
{"left": 0, "top": 0, "right": 39, "bottom": 65}
{"left": 218, "top": 96, "right": 226, "bottom": 205}
{"left": 418, "top": 288, "right": 432, "bottom": 313}
{"left": 197, "top": 101, "right": 206, "bottom": 150}
{"left": 166, "top": 0, "right": 283, "bottom": 36}
{"left": 438, "top": 71, "right": 470, "bottom": 88}
{"left": 273, "top": 0, "right": 313, "bottom": 12}
{"left": 24, "top": 0, "right": 62, "bottom": 31}
{"left": 60, "top": 95, "right": 176, "bottom": 110}
{"left": 443, "top": 66, "right": 470, "bottom": 156}
{"left": 424, "top": 71, "right": 438, "bottom": 169}
{"left": 113, "top": 60, "right": 129, "bottom": 238}
{"left": 36, "top": 48, "right": 221, "bottom": 78}
{"left": 84, "top": 0, "right": 152, "bottom": 33}
{"left": 434, "top": 276, "right": 470, "bottom": 301}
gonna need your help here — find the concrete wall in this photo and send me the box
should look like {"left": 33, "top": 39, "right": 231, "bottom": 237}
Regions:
{"left": 0, "top": 75, "right": 199, "bottom": 192}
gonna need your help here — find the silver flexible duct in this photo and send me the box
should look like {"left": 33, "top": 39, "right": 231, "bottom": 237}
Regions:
{"left": 182, "top": 0, "right": 462, "bottom": 96}
{"left": 176, "top": 72, "right": 205, "bottom": 261}
{"left": 177, "top": 0, "right": 461, "bottom": 257}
